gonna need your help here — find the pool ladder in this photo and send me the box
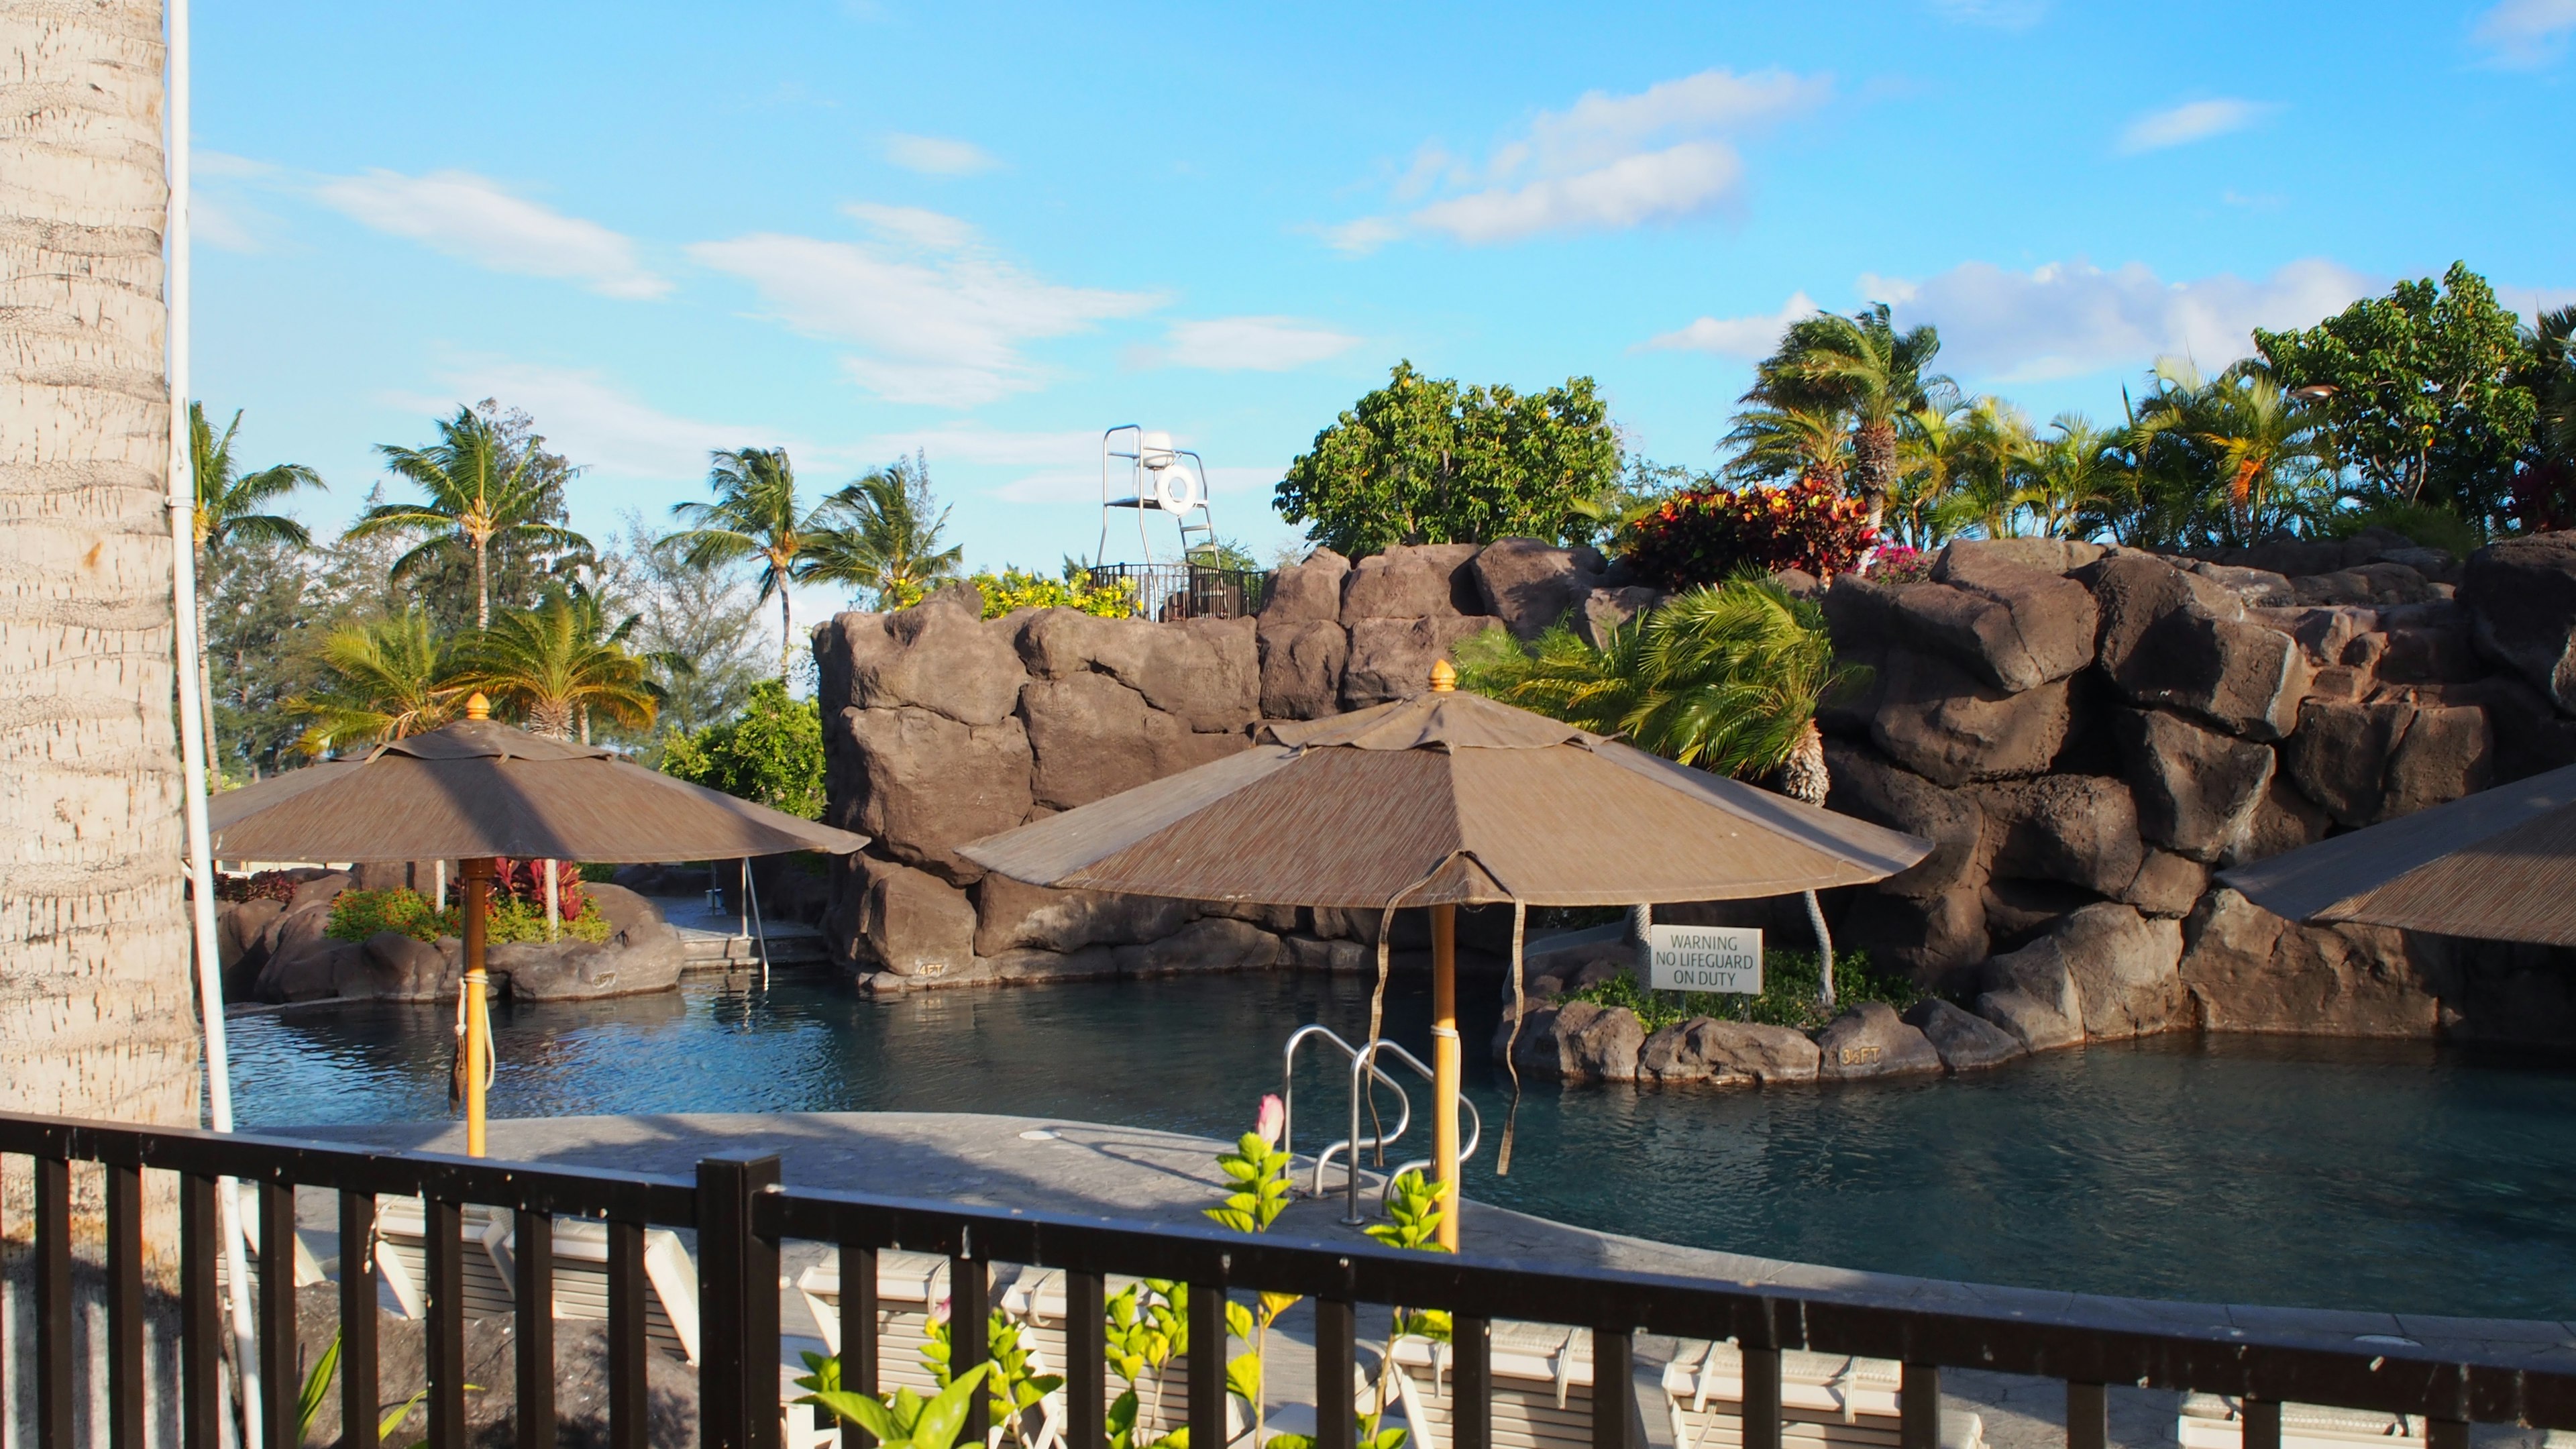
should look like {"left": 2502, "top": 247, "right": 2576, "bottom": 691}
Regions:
{"left": 1281, "top": 1024, "right": 1482, "bottom": 1226}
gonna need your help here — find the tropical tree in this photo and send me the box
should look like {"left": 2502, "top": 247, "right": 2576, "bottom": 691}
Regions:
{"left": 1718, "top": 401, "right": 1851, "bottom": 492}
{"left": 666, "top": 447, "right": 835, "bottom": 680}
{"left": 1452, "top": 578, "right": 1865, "bottom": 1003}
{"left": 803, "top": 453, "right": 965, "bottom": 611}
{"left": 1275, "top": 361, "right": 1621, "bottom": 556}
{"left": 0, "top": 0, "right": 203, "bottom": 1130}
{"left": 1744, "top": 303, "right": 1951, "bottom": 534}
{"left": 1945, "top": 398, "right": 2040, "bottom": 539}
{"left": 2012, "top": 414, "right": 2132, "bottom": 539}
{"left": 350, "top": 406, "right": 591, "bottom": 629}
{"left": 189, "top": 402, "right": 325, "bottom": 778}
{"left": 2133, "top": 360, "right": 2336, "bottom": 544}
{"left": 286, "top": 610, "right": 462, "bottom": 757}
{"left": 449, "top": 587, "right": 659, "bottom": 741}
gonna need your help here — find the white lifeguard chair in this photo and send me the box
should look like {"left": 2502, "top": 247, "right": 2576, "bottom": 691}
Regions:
{"left": 1097, "top": 425, "right": 1216, "bottom": 567}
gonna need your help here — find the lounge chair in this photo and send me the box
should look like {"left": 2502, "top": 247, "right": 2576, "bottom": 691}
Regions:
{"left": 1660, "top": 1340, "right": 1984, "bottom": 1449}
{"left": 1381, "top": 1322, "right": 1638, "bottom": 1449}
{"left": 370, "top": 1197, "right": 702, "bottom": 1365}
{"left": 793, "top": 1249, "right": 953, "bottom": 1397}
{"left": 2176, "top": 1393, "right": 2426, "bottom": 1449}
{"left": 218, "top": 1184, "right": 331, "bottom": 1291}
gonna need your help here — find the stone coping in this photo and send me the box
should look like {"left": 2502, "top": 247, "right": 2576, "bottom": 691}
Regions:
{"left": 281, "top": 1110, "right": 2576, "bottom": 1373}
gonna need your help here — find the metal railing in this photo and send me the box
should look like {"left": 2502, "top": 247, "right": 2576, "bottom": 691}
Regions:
{"left": 1087, "top": 564, "right": 1271, "bottom": 622}
{"left": 7, "top": 1108, "right": 2575, "bottom": 1449}
{"left": 1281, "top": 1024, "right": 1482, "bottom": 1224}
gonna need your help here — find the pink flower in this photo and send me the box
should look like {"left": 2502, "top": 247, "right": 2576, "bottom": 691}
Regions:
{"left": 1254, "top": 1093, "right": 1285, "bottom": 1148}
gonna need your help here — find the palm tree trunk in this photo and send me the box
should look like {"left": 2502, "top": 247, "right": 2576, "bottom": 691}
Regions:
{"left": 0, "top": 0, "right": 207, "bottom": 1152}
{"left": 197, "top": 568, "right": 223, "bottom": 786}
{"left": 474, "top": 534, "right": 490, "bottom": 629}
{"left": 779, "top": 587, "right": 794, "bottom": 682}
{"left": 1855, "top": 419, "right": 1898, "bottom": 535}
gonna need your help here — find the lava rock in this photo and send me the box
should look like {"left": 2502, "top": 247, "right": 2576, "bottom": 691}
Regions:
{"left": 1020, "top": 672, "right": 1250, "bottom": 810}
{"left": 1823, "top": 741, "right": 1987, "bottom": 897}
{"left": 2285, "top": 698, "right": 2495, "bottom": 828}
{"left": 860, "top": 856, "right": 979, "bottom": 978}
{"left": 2179, "top": 888, "right": 2439, "bottom": 1036}
{"left": 834, "top": 585, "right": 1028, "bottom": 726}
{"left": 1639, "top": 1022, "right": 1753, "bottom": 1086}
{"left": 1972, "top": 775, "right": 2145, "bottom": 898}
{"left": 1012, "top": 611, "right": 1260, "bottom": 732}
{"left": 1894, "top": 555, "right": 2097, "bottom": 693}
{"left": 1112, "top": 916, "right": 1286, "bottom": 975}
{"left": 1342, "top": 616, "right": 1501, "bottom": 707}
{"left": 2120, "top": 850, "right": 2210, "bottom": 919}
{"left": 1256, "top": 619, "right": 1350, "bottom": 721}
{"left": 286, "top": 872, "right": 354, "bottom": 914}
{"left": 1679, "top": 1019, "right": 1823, "bottom": 1083}
{"left": 1975, "top": 922, "right": 2089, "bottom": 1053}
{"left": 1572, "top": 586, "right": 1663, "bottom": 648}
{"left": 1900, "top": 998, "right": 2026, "bottom": 1072}
{"left": 1470, "top": 537, "right": 1608, "bottom": 639}
{"left": 836, "top": 706, "right": 1034, "bottom": 882}
{"left": 1935, "top": 538, "right": 2106, "bottom": 577}
{"left": 2055, "top": 902, "right": 2186, "bottom": 1039}
{"left": 1501, "top": 1000, "right": 1645, "bottom": 1082}
{"left": 496, "top": 930, "right": 685, "bottom": 1002}
{"left": 973, "top": 875, "right": 1196, "bottom": 955}
{"left": 2463, "top": 532, "right": 2576, "bottom": 712}
{"left": 1285, "top": 934, "right": 1372, "bottom": 973}
{"left": 1340, "top": 543, "right": 1485, "bottom": 621}
{"left": 1814, "top": 1002, "right": 1943, "bottom": 1080}
{"left": 341, "top": 930, "right": 452, "bottom": 1002}
{"left": 1260, "top": 547, "right": 1352, "bottom": 625}
{"left": 254, "top": 935, "right": 368, "bottom": 1002}
{"left": 1871, "top": 650, "right": 2073, "bottom": 788}
{"left": 2083, "top": 553, "right": 2309, "bottom": 740}
{"left": 2114, "top": 708, "right": 2275, "bottom": 861}
{"left": 1835, "top": 887, "right": 1990, "bottom": 994}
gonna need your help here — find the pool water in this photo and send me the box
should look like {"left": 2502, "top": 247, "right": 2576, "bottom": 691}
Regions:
{"left": 226, "top": 969, "right": 2576, "bottom": 1322}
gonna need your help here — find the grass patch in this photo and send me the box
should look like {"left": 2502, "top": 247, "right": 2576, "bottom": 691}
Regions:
{"left": 1564, "top": 948, "right": 1917, "bottom": 1035}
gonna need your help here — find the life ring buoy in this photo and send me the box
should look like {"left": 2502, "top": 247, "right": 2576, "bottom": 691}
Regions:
{"left": 1155, "top": 464, "right": 1201, "bottom": 513}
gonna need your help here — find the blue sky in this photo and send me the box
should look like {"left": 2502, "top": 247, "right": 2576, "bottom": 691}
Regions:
{"left": 194, "top": 0, "right": 2575, "bottom": 617}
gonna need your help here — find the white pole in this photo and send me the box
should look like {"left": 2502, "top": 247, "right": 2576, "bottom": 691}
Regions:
{"left": 164, "top": 1, "right": 264, "bottom": 1441}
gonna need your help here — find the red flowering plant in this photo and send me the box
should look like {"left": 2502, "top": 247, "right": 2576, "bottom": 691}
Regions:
{"left": 495, "top": 857, "right": 586, "bottom": 919}
{"left": 1621, "top": 476, "right": 1876, "bottom": 588}
{"left": 1862, "top": 544, "right": 1932, "bottom": 584}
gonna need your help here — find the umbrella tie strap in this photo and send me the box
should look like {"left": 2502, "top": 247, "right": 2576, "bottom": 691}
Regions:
{"left": 1364, "top": 904, "right": 1395, "bottom": 1167}
{"left": 1428, "top": 1025, "right": 1458, "bottom": 1040}
{"left": 1499, "top": 900, "right": 1526, "bottom": 1177}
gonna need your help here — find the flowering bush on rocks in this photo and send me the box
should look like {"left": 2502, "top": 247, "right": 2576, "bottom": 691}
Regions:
{"left": 1623, "top": 476, "right": 1876, "bottom": 586}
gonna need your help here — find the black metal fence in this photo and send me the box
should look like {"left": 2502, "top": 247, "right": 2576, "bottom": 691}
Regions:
{"left": 7, "top": 1109, "right": 2575, "bottom": 1449}
{"left": 1087, "top": 564, "right": 1271, "bottom": 622}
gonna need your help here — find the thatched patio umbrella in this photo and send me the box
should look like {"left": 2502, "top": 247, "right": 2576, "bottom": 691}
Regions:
{"left": 2218, "top": 761, "right": 2576, "bottom": 945}
{"left": 961, "top": 662, "right": 1929, "bottom": 1246}
{"left": 210, "top": 694, "right": 867, "bottom": 1155}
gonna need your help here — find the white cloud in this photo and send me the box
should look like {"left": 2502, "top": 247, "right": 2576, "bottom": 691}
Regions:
{"left": 884, "top": 133, "right": 1002, "bottom": 176}
{"left": 2116, "top": 98, "right": 2279, "bottom": 155}
{"left": 313, "top": 169, "right": 670, "bottom": 299}
{"left": 1927, "top": 0, "right": 2049, "bottom": 28}
{"left": 688, "top": 205, "right": 1161, "bottom": 408}
{"left": 2499, "top": 284, "right": 2576, "bottom": 321}
{"left": 1331, "top": 66, "right": 1827, "bottom": 249}
{"left": 393, "top": 362, "right": 796, "bottom": 480}
{"left": 1638, "top": 291, "right": 1821, "bottom": 356}
{"left": 2473, "top": 0, "right": 2576, "bottom": 66}
{"left": 1854, "top": 257, "right": 2371, "bottom": 381}
{"left": 1154, "top": 317, "right": 1361, "bottom": 372}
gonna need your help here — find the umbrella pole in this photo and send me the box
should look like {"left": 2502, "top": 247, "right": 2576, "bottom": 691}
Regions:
{"left": 1431, "top": 902, "right": 1461, "bottom": 1250}
{"left": 462, "top": 856, "right": 493, "bottom": 1157}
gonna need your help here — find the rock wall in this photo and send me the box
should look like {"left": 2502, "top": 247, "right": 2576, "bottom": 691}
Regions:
{"left": 816, "top": 531, "right": 2576, "bottom": 1048}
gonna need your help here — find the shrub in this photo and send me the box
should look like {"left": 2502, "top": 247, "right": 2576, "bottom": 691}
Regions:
{"left": 661, "top": 679, "right": 826, "bottom": 819}
{"left": 1621, "top": 476, "right": 1876, "bottom": 588}
{"left": 214, "top": 870, "right": 304, "bottom": 904}
{"left": 2324, "top": 496, "right": 2484, "bottom": 557}
{"left": 970, "top": 568, "right": 1136, "bottom": 619}
{"left": 1862, "top": 543, "right": 1933, "bottom": 584}
{"left": 1564, "top": 948, "right": 1915, "bottom": 1035}
{"left": 325, "top": 887, "right": 612, "bottom": 945}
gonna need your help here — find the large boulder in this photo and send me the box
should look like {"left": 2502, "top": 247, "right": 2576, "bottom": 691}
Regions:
{"left": 287, "top": 872, "right": 354, "bottom": 914}
{"left": 1900, "top": 999, "right": 2025, "bottom": 1072}
{"left": 1814, "top": 1002, "right": 1943, "bottom": 1080}
{"left": 1499, "top": 1000, "right": 1645, "bottom": 1082}
{"left": 2462, "top": 532, "right": 2576, "bottom": 712}
{"left": 1013, "top": 612, "right": 1260, "bottom": 732}
{"left": 2179, "top": 888, "right": 2439, "bottom": 1036}
{"left": 1470, "top": 538, "right": 1607, "bottom": 639}
{"left": 1020, "top": 673, "right": 1250, "bottom": 810}
{"left": 1677, "top": 1019, "right": 1821, "bottom": 1083}
{"left": 1870, "top": 651, "right": 2072, "bottom": 788}
{"left": 338, "top": 930, "right": 455, "bottom": 1003}
{"left": 1835, "top": 888, "right": 1988, "bottom": 994}
{"left": 1823, "top": 741, "right": 1985, "bottom": 896}
{"left": 1256, "top": 620, "right": 1349, "bottom": 720}
{"left": 859, "top": 856, "right": 980, "bottom": 979}
{"left": 973, "top": 875, "right": 1196, "bottom": 955}
{"left": 1974, "top": 921, "right": 2088, "bottom": 1052}
{"left": 1112, "top": 916, "right": 1285, "bottom": 975}
{"left": 1895, "top": 556, "right": 2097, "bottom": 692}
{"left": 1972, "top": 775, "right": 2145, "bottom": 897}
{"left": 2114, "top": 708, "right": 2275, "bottom": 861}
{"left": 218, "top": 896, "right": 285, "bottom": 982}
{"left": 582, "top": 883, "right": 663, "bottom": 943}
{"left": 2290, "top": 562, "right": 2440, "bottom": 607}
{"left": 2223, "top": 775, "right": 2332, "bottom": 867}
{"left": 1937, "top": 538, "right": 2106, "bottom": 577}
{"left": 2055, "top": 902, "right": 2187, "bottom": 1038}
{"left": 2121, "top": 850, "right": 2209, "bottom": 919}
{"left": 254, "top": 935, "right": 368, "bottom": 1003}
{"left": 2284, "top": 698, "right": 2494, "bottom": 828}
{"left": 1572, "top": 586, "right": 1662, "bottom": 649}
{"left": 832, "top": 586, "right": 1028, "bottom": 726}
{"left": 1342, "top": 617, "right": 1499, "bottom": 708}
{"left": 836, "top": 706, "right": 1034, "bottom": 881}
{"left": 2082, "top": 554, "right": 2309, "bottom": 739}
{"left": 1340, "top": 543, "right": 1484, "bottom": 621}
{"left": 496, "top": 931, "right": 684, "bottom": 1002}
{"left": 1260, "top": 548, "right": 1352, "bottom": 625}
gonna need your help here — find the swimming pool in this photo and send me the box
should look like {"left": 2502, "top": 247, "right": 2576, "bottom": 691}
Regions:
{"left": 224, "top": 969, "right": 2576, "bottom": 1322}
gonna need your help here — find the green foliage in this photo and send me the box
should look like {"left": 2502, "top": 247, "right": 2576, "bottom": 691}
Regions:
{"left": 450, "top": 585, "right": 659, "bottom": 739}
{"left": 924, "top": 1310, "right": 1063, "bottom": 1445}
{"left": 2255, "top": 263, "right": 2538, "bottom": 531}
{"left": 1267, "top": 1414, "right": 1409, "bottom": 1449}
{"left": 659, "top": 679, "right": 826, "bottom": 819}
{"left": 1622, "top": 476, "right": 1878, "bottom": 585}
{"left": 286, "top": 608, "right": 460, "bottom": 757}
{"left": 1739, "top": 303, "right": 1952, "bottom": 526}
{"left": 1205, "top": 1132, "right": 1293, "bottom": 1235}
{"left": 1566, "top": 949, "right": 1913, "bottom": 1034}
{"left": 1364, "top": 1171, "right": 1454, "bottom": 1346}
{"left": 796, "top": 1352, "right": 992, "bottom": 1449}
{"left": 1452, "top": 579, "right": 1860, "bottom": 781}
{"left": 2322, "top": 497, "right": 2483, "bottom": 557}
{"left": 803, "top": 453, "right": 966, "bottom": 610}
{"left": 351, "top": 402, "right": 591, "bottom": 630}
{"left": 1276, "top": 361, "right": 1619, "bottom": 557}
{"left": 970, "top": 568, "right": 1138, "bottom": 619}
{"left": 2123, "top": 360, "right": 2337, "bottom": 548}
{"left": 325, "top": 888, "right": 611, "bottom": 946}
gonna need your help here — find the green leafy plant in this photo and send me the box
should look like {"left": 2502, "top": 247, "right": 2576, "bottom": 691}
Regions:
{"left": 1269, "top": 1412, "right": 1409, "bottom": 1449}
{"left": 1563, "top": 949, "right": 1914, "bottom": 1034}
{"left": 1106, "top": 1279, "right": 1191, "bottom": 1444}
{"left": 1203, "top": 1096, "right": 1303, "bottom": 1446}
{"left": 969, "top": 568, "right": 1137, "bottom": 619}
{"left": 796, "top": 1352, "right": 993, "bottom": 1449}
{"left": 1364, "top": 1171, "right": 1453, "bottom": 1349}
{"left": 659, "top": 678, "right": 826, "bottom": 818}
{"left": 924, "top": 1307, "right": 1064, "bottom": 1447}
{"left": 325, "top": 887, "right": 611, "bottom": 946}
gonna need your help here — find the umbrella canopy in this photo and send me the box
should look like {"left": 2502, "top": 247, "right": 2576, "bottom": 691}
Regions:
{"left": 2216, "top": 761, "right": 2576, "bottom": 946}
{"left": 209, "top": 717, "right": 868, "bottom": 863}
{"left": 959, "top": 687, "right": 1929, "bottom": 907}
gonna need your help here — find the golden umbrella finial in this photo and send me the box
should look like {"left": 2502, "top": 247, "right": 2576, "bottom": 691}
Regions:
{"left": 1428, "top": 659, "right": 1458, "bottom": 692}
{"left": 464, "top": 691, "right": 490, "bottom": 720}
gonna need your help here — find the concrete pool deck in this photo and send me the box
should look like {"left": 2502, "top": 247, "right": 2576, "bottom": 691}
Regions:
{"left": 280, "top": 1111, "right": 2576, "bottom": 1449}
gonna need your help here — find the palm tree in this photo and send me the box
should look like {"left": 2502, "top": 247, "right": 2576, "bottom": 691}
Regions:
{"left": 286, "top": 610, "right": 462, "bottom": 757}
{"left": 2134, "top": 360, "right": 2335, "bottom": 543}
{"left": 1454, "top": 577, "right": 1867, "bottom": 1004}
{"left": 450, "top": 588, "right": 658, "bottom": 741}
{"left": 803, "top": 455, "right": 965, "bottom": 611}
{"left": 1, "top": 0, "right": 203, "bottom": 1131}
{"left": 190, "top": 402, "right": 325, "bottom": 779}
{"left": 2012, "top": 414, "right": 2133, "bottom": 539}
{"left": 350, "top": 407, "right": 590, "bottom": 629}
{"left": 1750, "top": 303, "right": 1952, "bottom": 534}
{"left": 666, "top": 447, "right": 831, "bottom": 681}
{"left": 1718, "top": 401, "right": 1852, "bottom": 492}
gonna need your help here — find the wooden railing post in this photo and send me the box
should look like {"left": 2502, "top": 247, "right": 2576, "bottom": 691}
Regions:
{"left": 838, "top": 1240, "right": 879, "bottom": 1449}
{"left": 1315, "top": 1299, "right": 1355, "bottom": 1449}
{"left": 36, "top": 1153, "right": 72, "bottom": 1449}
{"left": 515, "top": 1210, "right": 553, "bottom": 1449}
{"left": 107, "top": 1162, "right": 146, "bottom": 1449}
{"left": 1453, "top": 1316, "right": 1491, "bottom": 1449}
{"left": 181, "top": 1172, "right": 223, "bottom": 1449}
{"left": 953, "top": 1254, "right": 992, "bottom": 1448}
{"left": 1067, "top": 1271, "right": 1106, "bottom": 1449}
{"left": 260, "top": 1179, "right": 298, "bottom": 1449}
{"left": 1742, "top": 1345, "right": 1782, "bottom": 1449}
{"left": 1189, "top": 1280, "right": 1226, "bottom": 1449}
{"left": 698, "top": 1152, "right": 785, "bottom": 1449}
{"left": 341, "top": 1193, "right": 379, "bottom": 1449}
{"left": 1901, "top": 1363, "right": 1940, "bottom": 1449}
{"left": 2066, "top": 1382, "right": 2106, "bottom": 1449}
{"left": 426, "top": 1197, "right": 466, "bottom": 1449}
{"left": 1592, "top": 1328, "right": 1634, "bottom": 1449}
{"left": 608, "top": 1220, "right": 648, "bottom": 1449}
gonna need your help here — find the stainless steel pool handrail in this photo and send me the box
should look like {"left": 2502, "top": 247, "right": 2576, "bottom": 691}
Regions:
{"left": 1282, "top": 1024, "right": 1482, "bottom": 1226}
